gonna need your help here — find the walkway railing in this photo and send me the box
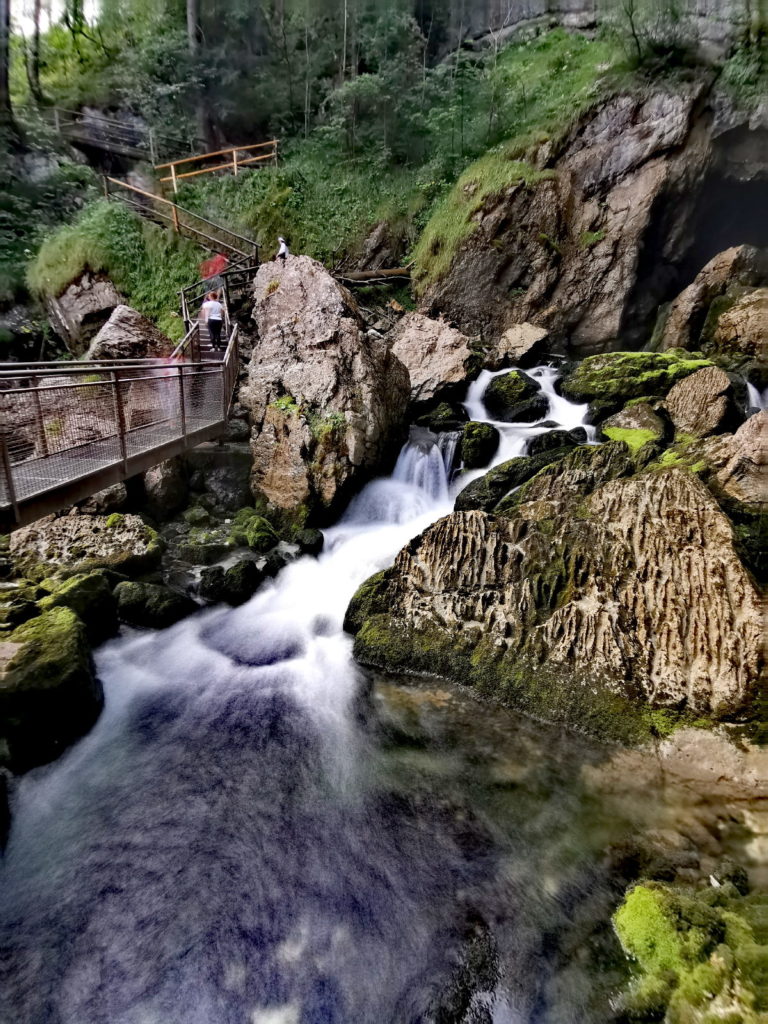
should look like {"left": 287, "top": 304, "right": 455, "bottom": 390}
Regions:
{"left": 104, "top": 177, "right": 261, "bottom": 265}
{"left": 47, "top": 107, "right": 193, "bottom": 162}
{"left": 180, "top": 262, "right": 258, "bottom": 333}
{"left": 156, "top": 140, "right": 278, "bottom": 192}
{"left": 0, "top": 329, "right": 240, "bottom": 530}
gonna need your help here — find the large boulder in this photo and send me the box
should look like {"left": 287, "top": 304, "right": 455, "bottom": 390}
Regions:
{"left": 143, "top": 458, "right": 189, "bottom": 522}
{"left": 45, "top": 272, "right": 122, "bottom": 356}
{"left": 0, "top": 607, "right": 103, "bottom": 772}
{"left": 417, "top": 90, "right": 715, "bottom": 355}
{"left": 389, "top": 312, "right": 479, "bottom": 405}
{"left": 710, "top": 288, "right": 768, "bottom": 379}
{"left": 487, "top": 323, "right": 549, "bottom": 369}
{"left": 663, "top": 365, "right": 739, "bottom": 437}
{"left": 460, "top": 422, "right": 499, "bottom": 469}
{"left": 483, "top": 370, "right": 548, "bottom": 422}
{"left": 600, "top": 402, "right": 668, "bottom": 448}
{"left": 660, "top": 245, "right": 768, "bottom": 356}
{"left": 454, "top": 447, "right": 574, "bottom": 513}
{"left": 85, "top": 304, "right": 174, "bottom": 361}
{"left": 10, "top": 513, "right": 162, "bottom": 579}
{"left": 241, "top": 256, "right": 410, "bottom": 524}
{"left": 114, "top": 581, "right": 197, "bottom": 628}
{"left": 707, "top": 411, "right": 768, "bottom": 509}
{"left": 37, "top": 571, "right": 118, "bottom": 644}
{"left": 349, "top": 459, "right": 760, "bottom": 735}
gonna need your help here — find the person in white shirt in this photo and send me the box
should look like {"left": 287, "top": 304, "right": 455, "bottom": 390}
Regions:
{"left": 277, "top": 236, "right": 290, "bottom": 261}
{"left": 201, "top": 291, "right": 224, "bottom": 351}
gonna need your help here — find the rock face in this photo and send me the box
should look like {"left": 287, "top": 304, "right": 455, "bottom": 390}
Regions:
{"left": 0, "top": 606, "right": 103, "bottom": 772}
{"left": 664, "top": 365, "right": 738, "bottom": 437}
{"left": 10, "top": 513, "right": 162, "bottom": 578}
{"left": 45, "top": 273, "right": 123, "bottom": 356}
{"left": 348, "top": 456, "right": 760, "bottom": 734}
{"left": 114, "top": 582, "right": 197, "bottom": 629}
{"left": 660, "top": 246, "right": 768, "bottom": 355}
{"left": 711, "top": 288, "right": 768, "bottom": 376}
{"left": 419, "top": 90, "right": 715, "bottom": 354}
{"left": 241, "top": 256, "right": 410, "bottom": 523}
{"left": 706, "top": 411, "right": 767, "bottom": 508}
{"left": 85, "top": 304, "right": 174, "bottom": 361}
{"left": 388, "top": 312, "right": 479, "bottom": 405}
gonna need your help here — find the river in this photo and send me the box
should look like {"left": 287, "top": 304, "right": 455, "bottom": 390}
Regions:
{"left": 0, "top": 367, "right": 748, "bottom": 1023}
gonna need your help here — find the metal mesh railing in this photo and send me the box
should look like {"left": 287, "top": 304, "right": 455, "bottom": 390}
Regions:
{"left": 0, "top": 358, "right": 230, "bottom": 520}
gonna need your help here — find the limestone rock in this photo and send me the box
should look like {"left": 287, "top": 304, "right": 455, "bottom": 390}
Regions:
{"left": 45, "top": 273, "right": 122, "bottom": 356}
{"left": 706, "top": 411, "right": 768, "bottom": 509}
{"left": 389, "top": 312, "right": 479, "bottom": 405}
{"left": 184, "top": 444, "right": 252, "bottom": 512}
{"left": 10, "top": 513, "right": 162, "bottom": 578}
{"left": 85, "top": 304, "right": 174, "bottom": 361}
{"left": 711, "top": 288, "right": 768, "bottom": 371}
{"left": 241, "top": 256, "right": 409, "bottom": 522}
{"left": 77, "top": 482, "right": 128, "bottom": 515}
{"left": 0, "top": 607, "right": 103, "bottom": 772}
{"left": 115, "top": 581, "right": 197, "bottom": 628}
{"left": 664, "top": 365, "right": 738, "bottom": 437}
{"left": 415, "top": 403, "right": 467, "bottom": 432}
{"left": 660, "top": 246, "right": 768, "bottom": 353}
{"left": 350, "top": 465, "right": 760, "bottom": 730}
{"left": 600, "top": 402, "right": 668, "bottom": 446}
{"left": 489, "top": 323, "right": 549, "bottom": 369}
{"left": 143, "top": 458, "right": 189, "bottom": 521}
{"left": 199, "top": 559, "right": 264, "bottom": 607}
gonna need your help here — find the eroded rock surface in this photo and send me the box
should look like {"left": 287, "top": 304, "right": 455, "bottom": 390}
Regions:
{"left": 46, "top": 273, "right": 122, "bottom": 356}
{"left": 241, "top": 256, "right": 409, "bottom": 523}
{"left": 389, "top": 312, "right": 478, "bottom": 405}
{"left": 349, "top": 459, "right": 761, "bottom": 733}
{"left": 85, "top": 304, "right": 174, "bottom": 361}
{"left": 664, "top": 365, "right": 738, "bottom": 437}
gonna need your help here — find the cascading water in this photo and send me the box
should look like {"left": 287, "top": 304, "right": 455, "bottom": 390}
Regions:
{"left": 0, "top": 367, "right": 692, "bottom": 1023}
{"left": 747, "top": 381, "right": 767, "bottom": 411}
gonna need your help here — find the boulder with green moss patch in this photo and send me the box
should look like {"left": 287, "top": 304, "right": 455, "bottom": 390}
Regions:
{"left": 560, "top": 351, "right": 713, "bottom": 419}
{"left": 114, "top": 582, "right": 197, "bottom": 629}
{"left": 454, "top": 448, "right": 573, "bottom": 513}
{"left": 10, "top": 513, "right": 162, "bottom": 579}
{"left": 0, "top": 606, "right": 102, "bottom": 772}
{"left": 229, "top": 508, "right": 279, "bottom": 553}
{"left": 483, "top": 370, "right": 548, "bottom": 423}
{"left": 37, "top": 571, "right": 118, "bottom": 644}
{"left": 460, "top": 422, "right": 500, "bottom": 469}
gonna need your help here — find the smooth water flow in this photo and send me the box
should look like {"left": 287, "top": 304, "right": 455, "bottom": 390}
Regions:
{"left": 747, "top": 381, "right": 768, "bottom": 411}
{"left": 0, "top": 368, "right": 681, "bottom": 1023}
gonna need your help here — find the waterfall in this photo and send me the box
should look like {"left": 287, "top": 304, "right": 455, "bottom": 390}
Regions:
{"left": 747, "top": 382, "right": 767, "bottom": 411}
{"left": 392, "top": 427, "right": 455, "bottom": 502}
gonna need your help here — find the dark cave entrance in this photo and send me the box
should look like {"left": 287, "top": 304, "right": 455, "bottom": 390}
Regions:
{"left": 622, "top": 126, "right": 768, "bottom": 348}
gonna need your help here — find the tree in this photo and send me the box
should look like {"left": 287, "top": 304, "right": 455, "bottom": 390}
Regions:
{"left": 0, "top": 0, "right": 14, "bottom": 131}
{"left": 26, "top": 0, "right": 44, "bottom": 103}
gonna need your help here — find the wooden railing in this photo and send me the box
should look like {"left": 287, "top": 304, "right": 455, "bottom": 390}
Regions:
{"left": 47, "top": 107, "right": 193, "bottom": 162}
{"left": 156, "top": 140, "right": 279, "bottom": 192}
{"left": 104, "top": 177, "right": 260, "bottom": 264}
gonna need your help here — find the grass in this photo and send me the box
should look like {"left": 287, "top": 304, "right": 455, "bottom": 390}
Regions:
{"left": 28, "top": 201, "right": 201, "bottom": 340}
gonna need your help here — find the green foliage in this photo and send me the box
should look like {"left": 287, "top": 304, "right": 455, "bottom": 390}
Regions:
{"left": 579, "top": 229, "right": 607, "bottom": 249}
{"left": 229, "top": 508, "right": 279, "bottom": 553}
{"left": 28, "top": 201, "right": 200, "bottom": 339}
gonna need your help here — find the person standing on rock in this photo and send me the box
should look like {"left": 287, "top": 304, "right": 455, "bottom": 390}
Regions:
{"left": 276, "top": 236, "right": 290, "bottom": 262}
{"left": 201, "top": 291, "right": 224, "bottom": 351}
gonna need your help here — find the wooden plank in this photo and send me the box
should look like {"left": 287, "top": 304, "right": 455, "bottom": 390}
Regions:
{"left": 154, "top": 140, "right": 277, "bottom": 170}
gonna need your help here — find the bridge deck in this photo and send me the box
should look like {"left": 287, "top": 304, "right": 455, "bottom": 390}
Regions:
{"left": 1, "top": 325, "right": 239, "bottom": 531}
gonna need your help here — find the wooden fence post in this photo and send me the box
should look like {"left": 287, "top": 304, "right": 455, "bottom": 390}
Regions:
{"left": 233, "top": 150, "right": 238, "bottom": 177}
{"left": 170, "top": 163, "right": 178, "bottom": 195}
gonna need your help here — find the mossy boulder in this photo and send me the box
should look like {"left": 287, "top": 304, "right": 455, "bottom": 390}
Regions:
{"left": 483, "top": 370, "right": 548, "bottom": 423}
{"left": 454, "top": 448, "right": 574, "bottom": 513}
{"left": 199, "top": 559, "right": 265, "bottom": 607}
{"left": 0, "top": 581, "right": 43, "bottom": 632}
{"left": 460, "top": 422, "right": 500, "bottom": 469}
{"left": 527, "top": 428, "right": 586, "bottom": 457}
{"left": 37, "top": 571, "right": 118, "bottom": 644}
{"left": 560, "top": 350, "right": 713, "bottom": 419}
{"left": 294, "top": 528, "right": 324, "bottom": 557}
{"left": 10, "top": 513, "right": 162, "bottom": 579}
{"left": 229, "top": 508, "right": 280, "bottom": 553}
{"left": 114, "top": 581, "right": 197, "bottom": 629}
{"left": 415, "top": 402, "right": 468, "bottom": 433}
{"left": 0, "top": 606, "right": 103, "bottom": 772}
{"left": 613, "top": 880, "right": 768, "bottom": 1022}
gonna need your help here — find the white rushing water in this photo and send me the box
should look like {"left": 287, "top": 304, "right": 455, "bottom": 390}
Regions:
{"left": 747, "top": 381, "right": 768, "bottom": 411}
{"left": 0, "top": 365, "right": 595, "bottom": 1024}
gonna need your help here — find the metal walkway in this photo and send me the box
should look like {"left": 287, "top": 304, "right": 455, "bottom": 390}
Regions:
{"left": 0, "top": 320, "right": 241, "bottom": 531}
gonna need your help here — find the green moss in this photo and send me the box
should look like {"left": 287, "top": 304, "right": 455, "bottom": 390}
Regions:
{"left": 343, "top": 570, "right": 392, "bottom": 635}
{"left": 602, "top": 427, "right": 659, "bottom": 453}
{"left": 460, "top": 422, "right": 499, "bottom": 469}
{"left": 578, "top": 229, "right": 606, "bottom": 249}
{"left": 561, "top": 350, "right": 713, "bottom": 404}
{"left": 228, "top": 508, "right": 279, "bottom": 553}
{"left": 105, "top": 513, "right": 125, "bottom": 529}
{"left": 270, "top": 394, "right": 300, "bottom": 415}
{"left": 36, "top": 571, "right": 117, "bottom": 644}
{"left": 308, "top": 410, "right": 347, "bottom": 442}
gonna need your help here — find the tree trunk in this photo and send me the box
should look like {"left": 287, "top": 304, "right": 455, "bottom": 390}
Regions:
{"left": 27, "top": 0, "right": 44, "bottom": 104}
{"left": 186, "top": 0, "right": 212, "bottom": 150}
{"left": 0, "top": 0, "right": 14, "bottom": 131}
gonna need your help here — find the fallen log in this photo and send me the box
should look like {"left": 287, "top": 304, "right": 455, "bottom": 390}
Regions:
{"left": 336, "top": 267, "right": 411, "bottom": 284}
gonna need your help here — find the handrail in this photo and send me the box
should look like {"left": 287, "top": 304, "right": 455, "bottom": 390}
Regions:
{"left": 156, "top": 139, "right": 278, "bottom": 191}
{"left": 155, "top": 140, "right": 277, "bottom": 170}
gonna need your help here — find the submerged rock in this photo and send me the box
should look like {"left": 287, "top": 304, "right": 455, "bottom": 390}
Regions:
{"left": 241, "top": 255, "right": 409, "bottom": 524}
{"left": 0, "top": 606, "right": 102, "bottom": 772}
{"left": 349, "top": 456, "right": 760, "bottom": 735}
{"left": 389, "top": 312, "right": 480, "bottom": 405}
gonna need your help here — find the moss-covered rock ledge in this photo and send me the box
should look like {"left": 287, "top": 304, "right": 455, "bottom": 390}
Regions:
{"left": 345, "top": 442, "right": 762, "bottom": 744}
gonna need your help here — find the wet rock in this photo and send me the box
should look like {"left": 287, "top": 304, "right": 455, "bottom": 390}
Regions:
{"left": 389, "top": 312, "right": 479, "bottom": 404}
{"left": 114, "top": 581, "right": 197, "bottom": 629}
{"left": 198, "top": 562, "right": 264, "bottom": 606}
{"left": 454, "top": 447, "right": 573, "bottom": 513}
{"left": 183, "top": 444, "right": 252, "bottom": 512}
{"left": 526, "top": 429, "right": 582, "bottom": 457}
{"left": 37, "top": 571, "right": 118, "bottom": 644}
{"left": 45, "top": 273, "right": 122, "bottom": 356}
{"left": 294, "top": 528, "right": 324, "bottom": 556}
{"left": 350, "top": 460, "right": 760, "bottom": 731}
{"left": 664, "top": 365, "right": 739, "bottom": 437}
{"left": 460, "top": 422, "right": 499, "bottom": 469}
{"left": 415, "top": 402, "right": 468, "bottom": 432}
{"left": 0, "top": 607, "right": 103, "bottom": 772}
{"left": 77, "top": 482, "right": 128, "bottom": 515}
{"left": 228, "top": 508, "right": 279, "bottom": 553}
{"left": 175, "top": 531, "right": 230, "bottom": 566}
{"left": 483, "top": 370, "right": 547, "bottom": 423}
{"left": 10, "top": 513, "right": 162, "bottom": 579}
{"left": 241, "top": 255, "right": 409, "bottom": 522}
{"left": 143, "top": 458, "right": 188, "bottom": 522}
{"left": 0, "top": 582, "right": 43, "bottom": 631}
{"left": 85, "top": 304, "right": 174, "bottom": 361}
{"left": 262, "top": 549, "right": 288, "bottom": 578}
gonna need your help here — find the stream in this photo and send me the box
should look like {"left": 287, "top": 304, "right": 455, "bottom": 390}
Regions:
{"left": 0, "top": 367, "right": 749, "bottom": 1023}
